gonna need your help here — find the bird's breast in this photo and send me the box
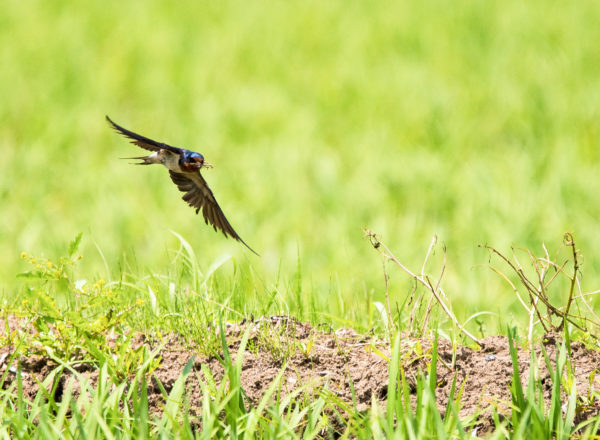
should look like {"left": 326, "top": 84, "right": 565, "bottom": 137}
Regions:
{"left": 160, "top": 151, "right": 184, "bottom": 172}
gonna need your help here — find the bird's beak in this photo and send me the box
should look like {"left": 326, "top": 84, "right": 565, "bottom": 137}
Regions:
{"left": 203, "top": 160, "right": 214, "bottom": 169}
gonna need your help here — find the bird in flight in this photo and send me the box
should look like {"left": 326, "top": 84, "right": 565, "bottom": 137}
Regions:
{"left": 106, "top": 116, "right": 257, "bottom": 255}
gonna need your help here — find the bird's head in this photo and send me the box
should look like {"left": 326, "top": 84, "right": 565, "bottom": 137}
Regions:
{"left": 181, "top": 151, "right": 213, "bottom": 172}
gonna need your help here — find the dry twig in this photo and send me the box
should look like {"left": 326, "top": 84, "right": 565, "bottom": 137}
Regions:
{"left": 364, "top": 229, "right": 483, "bottom": 347}
{"left": 480, "top": 233, "right": 600, "bottom": 340}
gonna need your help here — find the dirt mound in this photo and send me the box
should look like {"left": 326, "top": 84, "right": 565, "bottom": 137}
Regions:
{"left": 2, "top": 315, "right": 600, "bottom": 432}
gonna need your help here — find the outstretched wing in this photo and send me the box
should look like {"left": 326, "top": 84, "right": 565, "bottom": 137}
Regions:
{"left": 106, "top": 116, "right": 182, "bottom": 154}
{"left": 169, "top": 170, "right": 258, "bottom": 255}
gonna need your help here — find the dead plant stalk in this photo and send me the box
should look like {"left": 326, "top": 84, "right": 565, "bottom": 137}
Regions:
{"left": 480, "top": 233, "right": 600, "bottom": 340}
{"left": 364, "top": 229, "right": 483, "bottom": 347}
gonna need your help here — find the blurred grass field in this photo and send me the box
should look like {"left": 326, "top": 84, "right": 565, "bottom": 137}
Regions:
{"left": 2, "top": 0, "right": 600, "bottom": 333}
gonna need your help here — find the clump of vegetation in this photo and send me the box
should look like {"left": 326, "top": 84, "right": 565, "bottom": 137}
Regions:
{"left": 480, "top": 233, "right": 600, "bottom": 341}
{"left": 6, "top": 234, "right": 158, "bottom": 381}
{"left": 3, "top": 233, "right": 600, "bottom": 438}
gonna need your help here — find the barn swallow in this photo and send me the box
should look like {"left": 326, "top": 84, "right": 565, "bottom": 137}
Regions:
{"left": 106, "top": 116, "right": 258, "bottom": 255}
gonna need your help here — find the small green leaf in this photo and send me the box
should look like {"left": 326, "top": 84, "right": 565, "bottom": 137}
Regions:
{"left": 16, "top": 271, "right": 45, "bottom": 279}
{"left": 68, "top": 233, "right": 83, "bottom": 257}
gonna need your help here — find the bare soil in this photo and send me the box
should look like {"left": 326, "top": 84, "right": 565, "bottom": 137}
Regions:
{"left": 2, "top": 315, "right": 600, "bottom": 434}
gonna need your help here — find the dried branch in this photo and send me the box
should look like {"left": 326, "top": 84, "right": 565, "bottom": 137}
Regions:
{"left": 382, "top": 259, "right": 394, "bottom": 337}
{"left": 480, "top": 234, "right": 600, "bottom": 340}
{"left": 364, "top": 229, "right": 483, "bottom": 347}
{"left": 563, "top": 232, "right": 578, "bottom": 323}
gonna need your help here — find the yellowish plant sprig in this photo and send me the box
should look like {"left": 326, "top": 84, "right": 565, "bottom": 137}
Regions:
{"left": 297, "top": 339, "right": 314, "bottom": 359}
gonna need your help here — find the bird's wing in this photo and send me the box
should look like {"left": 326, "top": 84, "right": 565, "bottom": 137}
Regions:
{"left": 106, "top": 116, "right": 182, "bottom": 154}
{"left": 169, "top": 170, "right": 258, "bottom": 255}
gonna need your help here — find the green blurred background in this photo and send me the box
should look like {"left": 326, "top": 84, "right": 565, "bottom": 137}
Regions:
{"left": 1, "top": 0, "right": 600, "bottom": 331}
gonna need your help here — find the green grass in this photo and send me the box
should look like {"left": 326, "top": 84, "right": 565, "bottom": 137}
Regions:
{"left": 3, "top": 234, "right": 600, "bottom": 438}
{"left": 2, "top": 0, "right": 600, "bottom": 436}
{"left": 2, "top": 0, "right": 600, "bottom": 329}
{"left": 3, "top": 314, "right": 598, "bottom": 438}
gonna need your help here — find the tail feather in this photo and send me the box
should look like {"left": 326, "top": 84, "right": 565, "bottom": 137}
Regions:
{"left": 119, "top": 156, "right": 157, "bottom": 165}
